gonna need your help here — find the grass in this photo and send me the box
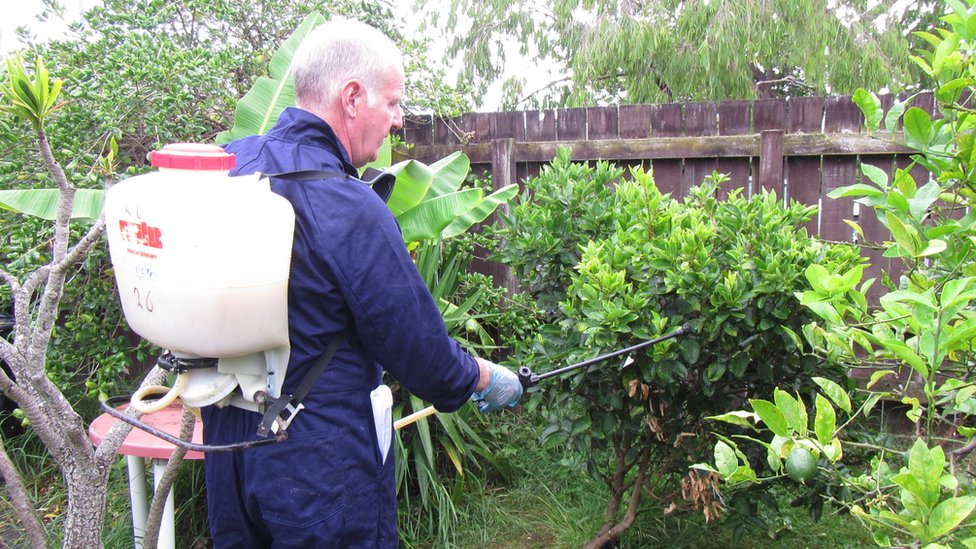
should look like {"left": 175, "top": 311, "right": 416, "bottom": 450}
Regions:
{"left": 443, "top": 410, "right": 876, "bottom": 549}
{"left": 0, "top": 402, "right": 923, "bottom": 548}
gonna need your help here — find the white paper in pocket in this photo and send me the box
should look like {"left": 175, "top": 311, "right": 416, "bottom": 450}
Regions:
{"left": 370, "top": 384, "right": 393, "bottom": 465}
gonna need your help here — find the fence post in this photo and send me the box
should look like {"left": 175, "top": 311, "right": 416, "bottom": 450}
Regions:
{"left": 758, "top": 129, "right": 784, "bottom": 195}
{"left": 488, "top": 139, "right": 517, "bottom": 297}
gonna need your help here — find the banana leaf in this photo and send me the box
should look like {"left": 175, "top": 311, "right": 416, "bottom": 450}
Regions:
{"left": 398, "top": 188, "right": 482, "bottom": 243}
{"left": 425, "top": 152, "right": 470, "bottom": 198}
{"left": 215, "top": 13, "right": 325, "bottom": 144}
{"left": 0, "top": 189, "right": 103, "bottom": 222}
{"left": 386, "top": 159, "right": 435, "bottom": 216}
{"left": 441, "top": 184, "right": 518, "bottom": 240}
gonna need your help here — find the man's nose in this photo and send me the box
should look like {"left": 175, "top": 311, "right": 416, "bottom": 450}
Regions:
{"left": 391, "top": 106, "right": 404, "bottom": 131}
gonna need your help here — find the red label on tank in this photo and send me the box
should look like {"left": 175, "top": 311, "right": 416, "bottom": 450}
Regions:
{"left": 119, "top": 220, "right": 163, "bottom": 249}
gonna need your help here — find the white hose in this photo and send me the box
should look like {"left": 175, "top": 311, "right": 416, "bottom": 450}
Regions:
{"left": 129, "top": 372, "right": 189, "bottom": 414}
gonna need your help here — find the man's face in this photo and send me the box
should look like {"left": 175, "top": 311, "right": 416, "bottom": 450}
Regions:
{"left": 349, "top": 65, "right": 404, "bottom": 167}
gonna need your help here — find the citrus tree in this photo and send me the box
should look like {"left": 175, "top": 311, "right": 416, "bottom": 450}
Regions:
{"left": 491, "top": 149, "right": 863, "bottom": 547}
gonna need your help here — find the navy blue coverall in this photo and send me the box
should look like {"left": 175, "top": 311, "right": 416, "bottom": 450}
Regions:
{"left": 202, "top": 107, "right": 481, "bottom": 548}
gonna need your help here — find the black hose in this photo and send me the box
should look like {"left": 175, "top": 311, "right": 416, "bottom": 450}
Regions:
{"left": 98, "top": 396, "right": 285, "bottom": 453}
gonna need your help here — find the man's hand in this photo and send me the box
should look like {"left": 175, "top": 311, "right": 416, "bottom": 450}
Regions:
{"left": 472, "top": 359, "right": 523, "bottom": 412}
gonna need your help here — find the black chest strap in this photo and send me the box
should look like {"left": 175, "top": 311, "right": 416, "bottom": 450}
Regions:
{"left": 265, "top": 167, "right": 395, "bottom": 203}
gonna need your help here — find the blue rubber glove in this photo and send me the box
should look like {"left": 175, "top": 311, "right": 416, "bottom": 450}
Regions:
{"left": 471, "top": 360, "right": 523, "bottom": 412}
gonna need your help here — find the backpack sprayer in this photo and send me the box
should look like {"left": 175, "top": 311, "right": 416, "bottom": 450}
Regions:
{"left": 98, "top": 143, "right": 393, "bottom": 452}
{"left": 394, "top": 324, "right": 691, "bottom": 430}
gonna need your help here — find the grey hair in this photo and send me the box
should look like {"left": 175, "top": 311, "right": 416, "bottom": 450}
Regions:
{"left": 292, "top": 18, "right": 403, "bottom": 112}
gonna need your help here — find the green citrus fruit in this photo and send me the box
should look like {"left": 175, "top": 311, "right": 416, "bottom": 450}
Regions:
{"left": 785, "top": 447, "right": 818, "bottom": 483}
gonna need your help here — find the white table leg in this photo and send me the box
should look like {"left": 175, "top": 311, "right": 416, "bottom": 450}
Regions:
{"left": 152, "top": 459, "right": 176, "bottom": 549}
{"left": 126, "top": 456, "right": 148, "bottom": 549}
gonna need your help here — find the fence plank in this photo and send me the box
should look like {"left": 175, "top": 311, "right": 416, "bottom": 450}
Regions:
{"left": 403, "top": 114, "right": 433, "bottom": 146}
{"left": 758, "top": 130, "right": 785, "bottom": 196}
{"left": 490, "top": 111, "right": 525, "bottom": 140}
{"left": 650, "top": 103, "right": 683, "bottom": 195}
{"left": 434, "top": 116, "right": 458, "bottom": 146}
{"left": 754, "top": 98, "right": 787, "bottom": 131}
{"left": 786, "top": 157, "right": 821, "bottom": 235}
{"left": 717, "top": 100, "right": 753, "bottom": 198}
{"left": 588, "top": 107, "right": 619, "bottom": 140}
{"left": 619, "top": 105, "right": 652, "bottom": 138}
{"left": 824, "top": 95, "right": 862, "bottom": 133}
{"left": 557, "top": 107, "right": 588, "bottom": 140}
{"left": 788, "top": 96, "right": 825, "bottom": 133}
{"left": 526, "top": 109, "right": 557, "bottom": 141}
{"left": 683, "top": 102, "right": 719, "bottom": 194}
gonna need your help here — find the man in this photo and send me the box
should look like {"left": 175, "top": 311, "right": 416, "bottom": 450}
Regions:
{"left": 202, "top": 18, "right": 522, "bottom": 548}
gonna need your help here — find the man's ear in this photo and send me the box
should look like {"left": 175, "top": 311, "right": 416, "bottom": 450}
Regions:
{"left": 339, "top": 79, "right": 366, "bottom": 117}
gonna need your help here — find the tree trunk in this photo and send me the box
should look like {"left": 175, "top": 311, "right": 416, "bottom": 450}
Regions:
{"left": 61, "top": 459, "right": 111, "bottom": 549}
{"left": 584, "top": 448, "right": 651, "bottom": 549}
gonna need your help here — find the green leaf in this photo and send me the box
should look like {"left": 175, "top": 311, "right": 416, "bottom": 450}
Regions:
{"left": 749, "top": 399, "right": 790, "bottom": 437}
{"left": 398, "top": 188, "right": 482, "bottom": 243}
{"left": 812, "top": 377, "right": 852, "bottom": 414}
{"left": 928, "top": 496, "right": 976, "bottom": 539}
{"left": 823, "top": 437, "right": 843, "bottom": 462}
{"left": 774, "top": 389, "right": 807, "bottom": 434}
{"left": 442, "top": 184, "right": 518, "bottom": 240}
{"left": 853, "top": 89, "right": 883, "bottom": 131}
{"left": 885, "top": 96, "right": 913, "bottom": 134}
{"left": 883, "top": 340, "right": 929, "bottom": 378}
{"left": 904, "top": 107, "right": 934, "bottom": 150}
{"left": 867, "top": 370, "right": 896, "bottom": 390}
{"left": 0, "top": 189, "right": 103, "bottom": 222}
{"left": 215, "top": 13, "right": 326, "bottom": 143}
{"left": 910, "top": 181, "right": 944, "bottom": 220}
{"left": 706, "top": 410, "right": 760, "bottom": 430}
{"left": 886, "top": 211, "right": 920, "bottom": 256}
{"left": 714, "top": 441, "right": 739, "bottom": 477}
{"left": 920, "top": 239, "right": 948, "bottom": 257}
{"left": 387, "top": 159, "right": 435, "bottom": 216}
{"left": 909, "top": 439, "right": 946, "bottom": 510}
{"left": 814, "top": 394, "right": 836, "bottom": 445}
{"left": 828, "top": 183, "right": 886, "bottom": 199}
{"left": 426, "top": 151, "right": 471, "bottom": 198}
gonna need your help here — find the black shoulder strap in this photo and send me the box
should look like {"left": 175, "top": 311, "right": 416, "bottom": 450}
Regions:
{"left": 265, "top": 168, "right": 396, "bottom": 203}
{"left": 256, "top": 330, "right": 350, "bottom": 437}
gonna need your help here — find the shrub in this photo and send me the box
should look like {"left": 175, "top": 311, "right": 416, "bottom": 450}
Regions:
{"left": 489, "top": 149, "right": 863, "bottom": 547}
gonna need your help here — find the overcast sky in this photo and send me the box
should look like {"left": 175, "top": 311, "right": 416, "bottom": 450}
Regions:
{"left": 0, "top": 0, "right": 542, "bottom": 112}
{"left": 0, "top": 0, "right": 91, "bottom": 56}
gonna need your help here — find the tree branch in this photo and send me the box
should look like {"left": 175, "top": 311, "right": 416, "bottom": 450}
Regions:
{"left": 0, "top": 435, "right": 47, "bottom": 548}
{"left": 51, "top": 217, "right": 105, "bottom": 275}
{"left": 143, "top": 407, "right": 195, "bottom": 549}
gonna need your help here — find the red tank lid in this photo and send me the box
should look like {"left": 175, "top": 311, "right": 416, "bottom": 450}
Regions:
{"left": 149, "top": 143, "right": 236, "bottom": 171}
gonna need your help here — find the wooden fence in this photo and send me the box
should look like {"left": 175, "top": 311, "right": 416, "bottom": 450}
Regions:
{"left": 396, "top": 93, "right": 937, "bottom": 303}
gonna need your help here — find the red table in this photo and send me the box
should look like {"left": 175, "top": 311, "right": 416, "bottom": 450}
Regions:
{"left": 88, "top": 402, "right": 203, "bottom": 549}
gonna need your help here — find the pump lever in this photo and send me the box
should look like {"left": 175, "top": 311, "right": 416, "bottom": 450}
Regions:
{"left": 517, "top": 324, "right": 691, "bottom": 390}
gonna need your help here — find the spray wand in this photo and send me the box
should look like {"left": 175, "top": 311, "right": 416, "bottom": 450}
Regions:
{"left": 394, "top": 324, "right": 692, "bottom": 430}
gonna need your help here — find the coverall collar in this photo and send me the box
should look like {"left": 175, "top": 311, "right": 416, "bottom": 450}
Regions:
{"left": 269, "top": 107, "right": 359, "bottom": 177}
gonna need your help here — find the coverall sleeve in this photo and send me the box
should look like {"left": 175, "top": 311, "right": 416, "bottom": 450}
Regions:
{"left": 309, "top": 184, "right": 480, "bottom": 412}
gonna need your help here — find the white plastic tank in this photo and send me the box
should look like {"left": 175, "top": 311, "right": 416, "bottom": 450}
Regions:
{"left": 105, "top": 143, "right": 295, "bottom": 358}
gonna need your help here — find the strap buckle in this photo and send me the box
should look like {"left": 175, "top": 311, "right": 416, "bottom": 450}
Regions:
{"left": 256, "top": 395, "right": 304, "bottom": 437}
